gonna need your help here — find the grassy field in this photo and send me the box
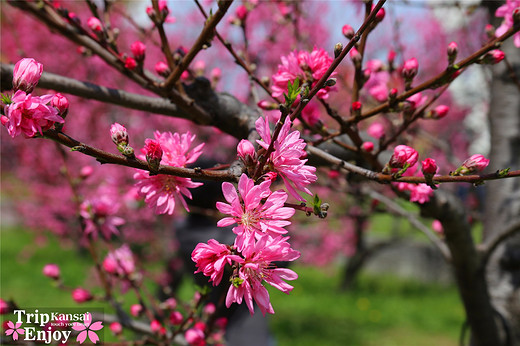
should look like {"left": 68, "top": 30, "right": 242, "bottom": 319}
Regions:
{"left": 1, "top": 226, "right": 464, "bottom": 345}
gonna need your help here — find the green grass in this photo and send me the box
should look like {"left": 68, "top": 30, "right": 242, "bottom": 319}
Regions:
{"left": 1, "top": 227, "right": 464, "bottom": 345}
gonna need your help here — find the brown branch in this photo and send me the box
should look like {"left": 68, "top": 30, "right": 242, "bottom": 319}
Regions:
{"left": 42, "top": 130, "right": 241, "bottom": 182}
{"left": 152, "top": 0, "right": 176, "bottom": 70}
{"left": 479, "top": 220, "right": 520, "bottom": 269}
{"left": 162, "top": 0, "right": 234, "bottom": 88}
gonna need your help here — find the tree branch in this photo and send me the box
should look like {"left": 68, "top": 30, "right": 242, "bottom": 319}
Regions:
{"left": 479, "top": 221, "right": 520, "bottom": 269}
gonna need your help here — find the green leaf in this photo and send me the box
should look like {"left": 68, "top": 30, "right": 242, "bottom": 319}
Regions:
{"left": 0, "top": 93, "right": 12, "bottom": 105}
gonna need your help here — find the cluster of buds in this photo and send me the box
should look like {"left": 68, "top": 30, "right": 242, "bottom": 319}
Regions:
{"left": 451, "top": 154, "right": 490, "bottom": 176}
{"left": 146, "top": 0, "right": 170, "bottom": 24}
{"left": 110, "top": 123, "right": 134, "bottom": 157}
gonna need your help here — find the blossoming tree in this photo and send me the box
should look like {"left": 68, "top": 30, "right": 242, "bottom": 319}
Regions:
{"left": 1, "top": 0, "right": 520, "bottom": 345}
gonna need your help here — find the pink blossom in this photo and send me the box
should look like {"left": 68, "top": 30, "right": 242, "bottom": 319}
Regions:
{"left": 110, "top": 122, "right": 128, "bottom": 146}
{"left": 170, "top": 311, "right": 183, "bottom": 325}
{"left": 3, "top": 90, "right": 63, "bottom": 138}
{"left": 409, "top": 184, "right": 434, "bottom": 204}
{"left": 12, "top": 58, "right": 43, "bottom": 93}
{"left": 130, "top": 304, "right": 142, "bottom": 317}
{"left": 216, "top": 174, "right": 295, "bottom": 251}
{"left": 421, "top": 158, "right": 438, "bottom": 175}
{"left": 150, "top": 320, "right": 162, "bottom": 333}
{"left": 432, "top": 220, "right": 444, "bottom": 234}
{"left": 185, "top": 327, "right": 205, "bottom": 346}
{"left": 402, "top": 57, "right": 418, "bottom": 80}
{"left": 351, "top": 101, "right": 362, "bottom": 111}
{"left": 162, "top": 297, "right": 177, "bottom": 310}
{"left": 109, "top": 322, "right": 122, "bottom": 335}
{"left": 42, "top": 263, "right": 60, "bottom": 279}
{"left": 87, "top": 17, "right": 102, "bottom": 32}
{"left": 192, "top": 239, "right": 237, "bottom": 285}
{"left": 271, "top": 48, "right": 336, "bottom": 99}
{"left": 80, "top": 194, "right": 125, "bottom": 239}
{"left": 495, "top": 0, "right": 520, "bottom": 47}
{"left": 367, "top": 122, "right": 385, "bottom": 139}
{"left": 130, "top": 41, "right": 146, "bottom": 61}
{"left": 72, "top": 313, "right": 103, "bottom": 344}
{"left": 255, "top": 116, "right": 317, "bottom": 201}
{"left": 407, "top": 92, "right": 427, "bottom": 109}
{"left": 459, "top": 154, "right": 490, "bottom": 174}
{"left": 203, "top": 303, "right": 216, "bottom": 315}
{"left": 134, "top": 131, "right": 204, "bottom": 214}
{"left": 51, "top": 93, "right": 69, "bottom": 117}
{"left": 72, "top": 288, "right": 93, "bottom": 303}
{"left": 368, "top": 82, "right": 389, "bottom": 102}
{"left": 237, "top": 139, "right": 255, "bottom": 160}
{"left": 226, "top": 235, "right": 300, "bottom": 316}
{"left": 103, "top": 244, "right": 135, "bottom": 276}
{"left": 389, "top": 145, "right": 418, "bottom": 168}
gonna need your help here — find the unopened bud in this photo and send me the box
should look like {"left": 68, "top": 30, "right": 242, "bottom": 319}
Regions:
{"left": 389, "top": 88, "right": 398, "bottom": 102}
{"left": 51, "top": 93, "right": 69, "bottom": 118}
{"left": 485, "top": 24, "right": 495, "bottom": 38}
{"left": 429, "top": 105, "right": 449, "bottom": 119}
{"left": 342, "top": 24, "right": 354, "bottom": 39}
{"left": 362, "top": 141, "right": 374, "bottom": 152}
{"left": 236, "top": 5, "right": 248, "bottom": 21}
{"left": 12, "top": 58, "right": 43, "bottom": 93}
{"left": 334, "top": 43, "right": 343, "bottom": 58}
{"left": 447, "top": 41, "right": 458, "bottom": 65}
{"left": 351, "top": 101, "right": 362, "bottom": 113}
{"left": 421, "top": 158, "right": 438, "bottom": 175}
{"left": 130, "top": 41, "right": 146, "bottom": 62}
{"left": 155, "top": 61, "right": 171, "bottom": 77}
{"left": 479, "top": 49, "right": 505, "bottom": 65}
{"left": 144, "top": 139, "right": 163, "bottom": 172}
{"left": 110, "top": 123, "right": 128, "bottom": 146}
{"left": 453, "top": 154, "right": 489, "bottom": 175}
{"left": 350, "top": 47, "right": 362, "bottom": 67}
{"left": 402, "top": 57, "right": 418, "bottom": 81}
{"left": 42, "top": 264, "right": 60, "bottom": 280}
{"left": 514, "top": 8, "right": 520, "bottom": 26}
{"left": 87, "top": 17, "right": 103, "bottom": 33}
{"left": 372, "top": 5, "right": 385, "bottom": 22}
{"left": 125, "top": 57, "right": 137, "bottom": 70}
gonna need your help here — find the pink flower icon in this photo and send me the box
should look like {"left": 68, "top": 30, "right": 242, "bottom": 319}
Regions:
{"left": 5, "top": 321, "right": 24, "bottom": 341}
{"left": 72, "top": 313, "right": 103, "bottom": 344}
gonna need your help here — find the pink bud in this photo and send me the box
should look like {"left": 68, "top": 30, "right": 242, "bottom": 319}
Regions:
{"left": 130, "top": 304, "right": 142, "bottom": 317}
{"left": 215, "top": 317, "right": 228, "bottom": 330}
{"left": 155, "top": 61, "right": 171, "bottom": 77}
{"left": 170, "top": 311, "right": 183, "bottom": 325}
{"left": 0, "top": 299, "right": 9, "bottom": 314}
{"left": 87, "top": 17, "right": 102, "bottom": 32}
{"left": 481, "top": 50, "right": 505, "bottom": 65}
{"left": 51, "top": 93, "right": 69, "bottom": 118}
{"left": 367, "top": 122, "right": 385, "bottom": 139}
{"left": 372, "top": 4, "right": 385, "bottom": 21}
{"left": 328, "top": 170, "right": 340, "bottom": 179}
{"left": 387, "top": 50, "right": 396, "bottom": 65}
{"left": 185, "top": 328, "right": 205, "bottom": 345}
{"left": 237, "top": 139, "right": 255, "bottom": 160}
{"left": 42, "top": 264, "right": 60, "bottom": 280}
{"left": 362, "top": 141, "right": 374, "bottom": 152}
{"left": 432, "top": 220, "right": 443, "bottom": 234}
{"left": 485, "top": 24, "right": 495, "bottom": 38}
{"left": 257, "top": 100, "right": 273, "bottom": 110}
{"left": 461, "top": 154, "right": 489, "bottom": 173}
{"left": 342, "top": 24, "right": 354, "bottom": 39}
{"left": 144, "top": 139, "right": 163, "bottom": 171}
{"left": 110, "top": 322, "right": 123, "bottom": 335}
{"left": 125, "top": 57, "right": 137, "bottom": 70}
{"left": 421, "top": 158, "right": 438, "bottom": 175}
{"left": 130, "top": 41, "right": 146, "bottom": 61}
{"left": 102, "top": 257, "right": 118, "bottom": 274}
{"left": 181, "top": 70, "right": 190, "bottom": 80}
{"left": 203, "top": 303, "right": 216, "bottom": 315}
{"left": 351, "top": 101, "right": 362, "bottom": 111}
{"left": 390, "top": 145, "right": 418, "bottom": 168}
{"left": 12, "top": 58, "right": 43, "bottom": 93}
{"left": 389, "top": 88, "right": 398, "bottom": 99}
{"left": 1, "top": 116, "right": 9, "bottom": 126}
{"left": 163, "top": 298, "right": 177, "bottom": 310}
{"left": 402, "top": 58, "right": 418, "bottom": 80}
{"left": 236, "top": 4, "right": 248, "bottom": 21}
{"left": 432, "top": 105, "right": 449, "bottom": 119}
{"left": 447, "top": 41, "right": 458, "bottom": 63}
{"left": 72, "top": 288, "right": 93, "bottom": 303}
{"left": 193, "top": 60, "right": 206, "bottom": 74}
{"left": 350, "top": 47, "right": 362, "bottom": 65}
{"left": 110, "top": 123, "right": 129, "bottom": 146}
{"left": 150, "top": 320, "right": 162, "bottom": 333}
{"left": 80, "top": 165, "right": 94, "bottom": 179}
{"left": 211, "top": 67, "right": 222, "bottom": 80}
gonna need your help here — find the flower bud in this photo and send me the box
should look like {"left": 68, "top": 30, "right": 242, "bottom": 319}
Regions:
{"left": 203, "top": 303, "right": 216, "bottom": 315}
{"left": 432, "top": 220, "right": 444, "bottom": 234}
{"left": 80, "top": 166, "right": 94, "bottom": 179}
{"left": 42, "top": 264, "right": 60, "bottom": 280}
{"left": 367, "top": 122, "right": 385, "bottom": 139}
{"left": 72, "top": 288, "right": 93, "bottom": 303}
{"left": 362, "top": 141, "right": 374, "bottom": 152}
{"left": 257, "top": 100, "right": 276, "bottom": 110}
{"left": 480, "top": 50, "right": 505, "bottom": 65}
{"left": 155, "top": 61, "right": 171, "bottom": 77}
{"left": 124, "top": 57, "right": 137, "bottom": 70}
{"left": 351, "top": 101, "right": 362, "bottom": 112}
{"left": 150, "top": 320, "right": 162, "bottom": 333}
{"left": 87, "top": 17, "right": 102, "bottom": 33}
{"left": 0, "top": 299, "right": 10, "bottom": 314}
{"left": 456, "top": 154, "right": 489, "bottom": 175}
{"left": 334, "top": 42, "right": 343, "bottom": 58}
{"left": 12, "top": 58, "right": 43, "bottom": 93}
{"left": 109, "top": 322, "right": 123, "bottom": 335}
{"left": 388, "top": 88, "right": 398, "bottom": 102}
{"left": 350, "top": 47, "right": 362, "bottom": 67}
{"left": 51, "top": 93, "right": 69, "bottom": 118}
{"left": 185, "top": 328, "right": 205, "bottom": 345}
{"left": 430, "top": 105, "right": 449, "bottom": 119}
{"left": 144, "top": 139, "right": 163, "bottom": 172}
{"left": 372, "top": 5, "right": 385, "bottom": 22}
{"left": 169, "top": 311, "right": 183, "bottom": 325}
{"left": 389, "top": 145, "right": 418, "bottom": 169}
{"left": 342, "top": 24, "right": 354, "bottom": 39}
{"left": 421, "top": 158, "right": 438, "bottom": 175}
{"left": 130, "top": 304, "right": 142, "bottom": 317}
{"left": 387, "top": 50, "right": 396, "bottom": 66}
{"left": 402, "top": 58, "right": 418, "bottom": 81}
{"left": 237, "top": 139, "right": 255, "bottom": 160}
{"left": 211, "top": 67, "right": 222, "bottom": 82}
{"left": 130, "top": 41, "right": 146, "bottom": 62}
{"left": 110, "top": 123, "right": 129, "bottom": 147}
{"left": 485, "top": 24, "right": 495, "bottom": 38}
{"left": 236, "top": 4, "right": 248, "bottom": 21}
{"left": 447, "top": 41, "right": 458, "bottom": 65}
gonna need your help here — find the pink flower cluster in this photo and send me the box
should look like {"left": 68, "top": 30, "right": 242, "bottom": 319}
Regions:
{"left": 2, "top": 58, "right": 67, "bottom": 138}
{"left": 271, "top": 47, "right": 336, "bottom": 100}
{"left": 495, "top": 0, "right": 520, "bottom": 47}
{"left": 103, "top": 244, "right": 136, "bottom": 277}
{"left": 80, "top": 193, "right": 125, "bottom": 239}
{"left": 134, "top": 131, "right": 204, "bottom": 214}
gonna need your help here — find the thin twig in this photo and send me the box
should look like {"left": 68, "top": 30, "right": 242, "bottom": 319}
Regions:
{"left": 479, "top": 220, "right": 520, "bottom": 269}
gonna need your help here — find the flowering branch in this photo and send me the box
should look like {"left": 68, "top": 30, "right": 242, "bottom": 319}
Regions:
{"left": 42, "top": 129, "right": 241, "bottom": 182}
{"left": 162, "top": 0, "right": 234, "bottom": 89}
